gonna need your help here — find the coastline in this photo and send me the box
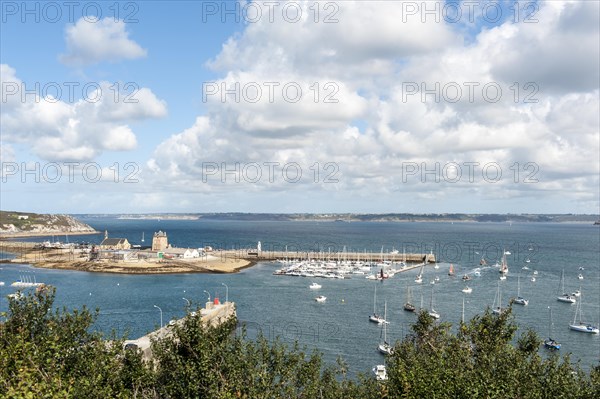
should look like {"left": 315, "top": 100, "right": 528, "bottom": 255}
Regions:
{"left": 0, "top": 230, "right": 100, "bottom": 239}
{"left": 0, "top": 242, "right": 256, "bottom": 274}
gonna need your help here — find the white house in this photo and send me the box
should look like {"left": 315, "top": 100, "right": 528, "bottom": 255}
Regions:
{"left": 183, "top": 249, "right": 200, "bottom": 259}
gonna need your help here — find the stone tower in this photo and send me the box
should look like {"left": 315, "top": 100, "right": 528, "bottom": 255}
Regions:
{"left": 152, "top": 231, "right": 168, "bottom": 251}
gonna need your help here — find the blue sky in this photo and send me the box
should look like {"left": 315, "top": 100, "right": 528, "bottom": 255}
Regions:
{"left": 1, "top": 1, "right": 598, "bottom": 214}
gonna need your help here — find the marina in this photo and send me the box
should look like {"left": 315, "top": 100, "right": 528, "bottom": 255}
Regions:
{"left": 1, "top": 218, "right": 599, "bottom": 375}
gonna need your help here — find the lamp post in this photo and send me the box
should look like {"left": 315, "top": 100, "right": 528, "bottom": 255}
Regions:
{"left": 203, "top": 290, "right": 211, "bottom": 302}
{"left": 183, "top": 297, "right": 191, "bottom": 307}
{"left": 153, "top": 305, "right": 163, "bottom": 329}
{"left": 221, "top": 283, "right": 229, "bottom": 303}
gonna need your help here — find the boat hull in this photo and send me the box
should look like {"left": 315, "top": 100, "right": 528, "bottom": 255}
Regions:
{"left": 569, "top": 324, "right": 599, "bottom": 334}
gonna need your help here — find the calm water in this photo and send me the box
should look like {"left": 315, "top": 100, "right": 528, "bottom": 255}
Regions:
{"left": 1, "top": 218, "right": 599, "bottom": 374}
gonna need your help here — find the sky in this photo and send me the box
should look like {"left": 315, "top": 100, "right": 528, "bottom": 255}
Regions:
{"left": 0, "top": 0, "right": 599, "bottom": 214}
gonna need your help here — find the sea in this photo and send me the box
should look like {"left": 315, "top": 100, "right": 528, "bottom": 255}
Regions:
{"left": 1, "top": 217, "right": 599, "bottom": 375}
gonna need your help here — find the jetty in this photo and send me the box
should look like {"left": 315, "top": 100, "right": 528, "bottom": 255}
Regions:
{"left": 124, "top": 300, "right": 236, "bottom": 361}
{"left": 222, "top": 249, "right": 436, "bottom": 263}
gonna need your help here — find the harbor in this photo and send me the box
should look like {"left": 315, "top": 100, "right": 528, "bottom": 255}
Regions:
{"left": 1, "top": 218, "right": 598, "bottom": 375}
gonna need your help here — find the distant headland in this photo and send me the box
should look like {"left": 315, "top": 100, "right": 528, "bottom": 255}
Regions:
{"left": 78, "top": 212, "right": 600, "bottom": 223}
{"left": 0, "top": 210, "right": 97, "bottom": 238}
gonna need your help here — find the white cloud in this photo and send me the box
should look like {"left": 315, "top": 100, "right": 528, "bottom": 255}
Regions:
{"left": 60, "top": 17, "right": 147, "bottom": 66}
{"left": 1, "top": 64, "right": 167, "bottom": 161}
{"left": 144, "top": 1, "right": 598, "bottom": 212}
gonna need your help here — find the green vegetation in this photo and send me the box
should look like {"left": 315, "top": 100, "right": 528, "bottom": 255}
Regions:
{"left": 1, "top": 288, "right": 598, "bottom": 398}
{"left": 0, "top": 211, "right": 95, "bottom": 234}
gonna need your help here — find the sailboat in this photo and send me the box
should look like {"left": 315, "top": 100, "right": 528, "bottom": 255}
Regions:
{"left": 448, "top": 264, "right": 455, "bottom": 276}
{"left": 369, "top": 285, "right": 388, "bottom": 324}
{"left": 378, "top": 302, "right": 393, "bottom": 355}
{"left": 569, "top": 291, "right": 599, "bottom": 334}
{"left": 141, "top": 232, "right": 145, "bottom": 243}
{"left": 403, "top": 286, "right": 416, "bottom": 312}
{"left": 513, "top": 275, "right": 529, "bottom": 305}
{"left": 544, "top": 307, "right": 561, "bottom": 350}
{"left": 415, "top": 263, "right": 424, "bottom": 284}
{"left": 556, "top": 269, "right": 576, "bottom": 303}
{"left": 492, "top": 282, "right": 505, "bottom": 315}
{"left": 428, "top": 286, "right": 440, "bottom": 319}
{"left": 499, "top": 250, "right": 508, "bottom": 274}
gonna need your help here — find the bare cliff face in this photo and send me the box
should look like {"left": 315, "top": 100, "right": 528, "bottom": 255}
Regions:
{"left": 0, "top": 211, "right": 96, "bottom": 236}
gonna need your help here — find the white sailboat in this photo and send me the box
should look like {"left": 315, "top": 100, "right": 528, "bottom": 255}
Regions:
{"left": 369, "top": 285, "right": 388, "bottom": 324}
{"left": 141, "top": 232, "right": 145, "bottom": 242}
{"left": 499, "top": 250, "right": 509, "bottom": 274}
{"left": 513, "top": 275, "right": 529, "bottom": 306}
{"left": 556, "top": 269, "right": 576, "bottom": 303}
{"left": 415, "top": 263, "right": 424, "bottom": 284}
{"left": 428, "top": 286, "right": 440, "bottom": 319}
{"left": 569, "top": 292, "right": 599, "bottom": 334}
{"left": 378, "top": 302, "right": 393, "bottom": 355}
{"left": 492, "top": 282, "right": 505, "bottom": 315}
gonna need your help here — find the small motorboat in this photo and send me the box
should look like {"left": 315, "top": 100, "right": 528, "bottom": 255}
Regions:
{"left": 315, "top": 295, "right": 327, "bottom": 303}
{"left": 578, "top": 274, "right": 584, "bottom": 280}
{"left": 309, "top": 282, "right": 322, "bottom": 290}
{"left": 372, "top": 365, "right": 388, "bottom": 381}
{"left": 462, "top": 286, "right": 472, "bottom": 294}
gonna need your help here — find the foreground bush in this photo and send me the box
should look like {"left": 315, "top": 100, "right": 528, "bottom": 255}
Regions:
{"left": 1, "top": 288, "right": 598, "bottom": 398}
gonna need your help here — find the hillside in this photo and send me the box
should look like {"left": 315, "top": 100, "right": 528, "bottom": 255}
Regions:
{"left": 0, "top": 211, "right": 97, "bottom": 237}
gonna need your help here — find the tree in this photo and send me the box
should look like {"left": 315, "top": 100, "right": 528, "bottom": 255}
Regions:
{"left": 0, "top": 287, "right": 149, "bottom": 398}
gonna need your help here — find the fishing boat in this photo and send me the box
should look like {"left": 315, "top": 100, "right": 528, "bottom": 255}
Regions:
{"left": 544, "top": 307, "right": 561, "bottom": 350}
{"left": 403, "top": 286, "right": 416, "bottom": 312}
{"left": 428, "top": 286, "right": 440, "bottom": 319}
{"left": 309, "top": 282, "right": 322, "bottom": 290}
{"left": 369, "top": 285, "right": 388, "bottom": 324}
{"left": 378, "top": 302, "right": 394, "bottom": 355}
{"left": 315, "top": 295, "right": 327, "bottom": 303}
{"left": 372, "top": 365, "right": 388, "bottom": 381}
{"left": 556, "top": 269, "right": 576, "bottom": 303}
{"left": 569, "top": 292, "right": 599, "bottom": 334}
{"left": 448, "top": 264, "right": 455, "bottom": 277}
{"left": 513, "top": 275, "right": 529, "bottom": 306}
